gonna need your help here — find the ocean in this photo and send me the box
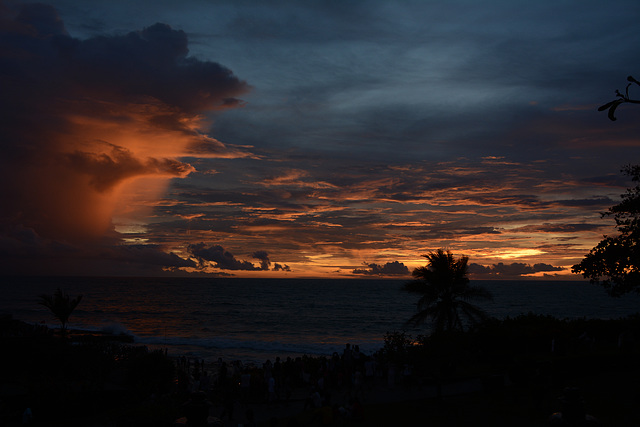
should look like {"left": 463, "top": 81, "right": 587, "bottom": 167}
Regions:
{"left": 2, "top": 277, "right": 639, "bottom": 365}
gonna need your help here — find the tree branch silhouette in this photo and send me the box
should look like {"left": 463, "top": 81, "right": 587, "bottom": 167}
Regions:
{"left": 572, "top": 165, "right": 640, "bottom": 296}
{"left": 598, "top": 75, "right": 640, "bottom": 121}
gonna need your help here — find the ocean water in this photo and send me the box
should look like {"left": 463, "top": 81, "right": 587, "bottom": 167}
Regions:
{"left": 2, "top": 277, "right": 639, "bottom": 364}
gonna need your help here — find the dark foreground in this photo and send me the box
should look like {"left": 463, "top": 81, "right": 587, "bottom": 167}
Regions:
{"left": 2, "top": 313, "right": 640, "bottom": 426}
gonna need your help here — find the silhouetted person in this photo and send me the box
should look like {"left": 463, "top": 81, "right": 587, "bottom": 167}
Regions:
{"left": 348, "top": 397, "right": 364, "bottom": 422}
{"left": 217, "top": 361, "right": 228, "bottom": 388}
{"left": 240, "top": 369, "right": 251, "bottom": 403}
{"left": 22, "top": 407, "right": 33, "bottom": 424}
{"left": 183, "top": 391, "right": 211, "bottom": 426}
{"left": 548, "top": 387, "right": 602, "bottom": 426}
{"left": 352, "top": 344, "right": 362, "bottom": 367}
{"left": 244, "top": 408, "right": 256, "bottom": 427}
{"left": 311, "top": 398, "right": 334, "bottom": 425}
{"left": 343, "top": 343, "right": 352, "bottom": 367}
{"left": 219, "top": 386, "right": 235, "bottom": 422}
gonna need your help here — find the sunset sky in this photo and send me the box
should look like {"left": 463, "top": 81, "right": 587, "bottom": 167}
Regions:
{"left": 1, "top": 0, "right": 640, "bottom": 279}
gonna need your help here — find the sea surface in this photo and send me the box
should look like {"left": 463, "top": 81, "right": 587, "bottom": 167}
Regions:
{"left": 2, "top": 277, "right": 639, "bottom": 365}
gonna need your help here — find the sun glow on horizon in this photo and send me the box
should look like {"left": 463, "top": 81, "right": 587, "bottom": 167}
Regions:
{"left": 488, "top": 249, "right": 545, "bottom": 259}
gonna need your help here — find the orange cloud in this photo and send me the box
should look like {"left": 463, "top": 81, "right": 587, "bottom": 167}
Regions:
{"left": 0, "top": 4, "right": 249, "bottom": 244}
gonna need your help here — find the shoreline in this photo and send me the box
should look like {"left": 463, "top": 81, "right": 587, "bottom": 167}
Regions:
{"left": 3, "top": 315, "right": 640, "bottom": 425}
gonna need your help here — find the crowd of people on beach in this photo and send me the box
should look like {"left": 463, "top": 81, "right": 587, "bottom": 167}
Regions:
{"left": 172, "top": 334, "right": 612, "bottom": 426}
{"left": 174, "top": 343, "right": 404, "bottom": 425}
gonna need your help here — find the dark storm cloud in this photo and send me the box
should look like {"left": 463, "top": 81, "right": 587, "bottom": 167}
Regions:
{"left": 188, "top": 243, "right": 260, "bottom": 271}
{"left": 0, "top": 1, "right": 251, "bottom": 275}
{"left": 72, "top": 22, "right": 248, "bottom": 112}
{"left": 0, "top": 222, "right": 196, "bottom": 275}
{"left": 98, "top": 243, "right": 197, "bottom": 268}
{"left": 352, "top": 261, "right": 410, "bottom": 277}
{"left": 12, "top": 1, "right": 66, "bottom": 35}
{"left": 0, "top": 1, "right": 249, "bottom": 241}
{"left": 468, "top": 262, "right": 565, "bottom": 279}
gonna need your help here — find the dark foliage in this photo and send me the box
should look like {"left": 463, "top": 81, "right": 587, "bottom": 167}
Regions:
{"left": 404, "top": 249, "right": 492, "bottom": 333}
{"left": 37, "top": 288, "right": 83, "bottom": 333}
{"left": 572, "top": 165, "right": 640, "bottom": 296}
{"left": 0, "top": 318, "right": 178, "bottom": 426}
{"left": 379, "top": 313, "right": 640, "bottom": 383}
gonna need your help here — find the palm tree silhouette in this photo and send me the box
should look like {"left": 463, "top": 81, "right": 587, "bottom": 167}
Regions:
{"left": 404, "top": 249, "right": 492, "bottom": 334}
{"left": 38, "top": 288, "right": 83, "bottom": 335}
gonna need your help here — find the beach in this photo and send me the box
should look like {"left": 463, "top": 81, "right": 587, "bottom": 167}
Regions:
{"left": 5, "top": 314, "right": 640, "bottom": 426}
{"left": 3, "top": 277, "right": 640, "bottom": 425}
{"left": 171, "top": 341, "right": 640, "bottom": 427}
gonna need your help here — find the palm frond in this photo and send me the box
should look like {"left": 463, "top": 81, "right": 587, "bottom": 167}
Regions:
{"left": 404, "top": 249, "right": 493, "bottom": 334}
{"left": 458, "top": 300, "right": 490, "bottom": 324}
{"left": 37, "top": 288, "right": 82, "bottom": 332}
{"left": 405, "top": 307, "right": 433, "bottom": 327}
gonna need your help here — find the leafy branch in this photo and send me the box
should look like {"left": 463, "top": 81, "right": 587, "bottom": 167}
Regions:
{"left": 598, "top": 75, "right": 640, "bottom": 121}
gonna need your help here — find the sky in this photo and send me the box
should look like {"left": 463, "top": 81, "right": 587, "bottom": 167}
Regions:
{"left": 1, "top": 0, "right": 639, "bottom": 279}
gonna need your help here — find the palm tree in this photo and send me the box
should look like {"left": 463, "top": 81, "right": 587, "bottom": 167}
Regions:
{"left": 404, "top": 249, "right": 492, "bottom": 334}
{"left": 38, "top": 288, "right": 83, "bottom": 334}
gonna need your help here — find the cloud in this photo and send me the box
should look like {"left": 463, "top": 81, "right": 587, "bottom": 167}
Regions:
{"left": 188, "top": 243, "right": 261, "bottom": 271}
{"left": 3, "top": 1, "right": 635, "bottom": 278}
{"left": 508, "top": 223, "right": 603, "bottom": 234}
{"left": 468, "top": 262, "right": 565, "bottom": 279}
{"left": 0, "top": 2, "right": 249, "bottom": 244}
{"left": 352, "top": 261, "right": 410, "bottom": 276}
{"left": 273, "top": 263, "right": 291, "bottom": 272}
{"left": 0, "top": 221, "right": 196, "bottom": 275}
{"left": 259, "top": 169, "right": 338, "bottom": 189}
{"left": 251, "top": 250, "right": 271, "bottom": 270}
{"left": 67, "top": 143, "right": 196, "bottom": 192}
{"left": 187, "top": 245, "right": 290, "bottom": 273}
{"left": 98, "top": 243, "right": 197, "bottom": 269}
